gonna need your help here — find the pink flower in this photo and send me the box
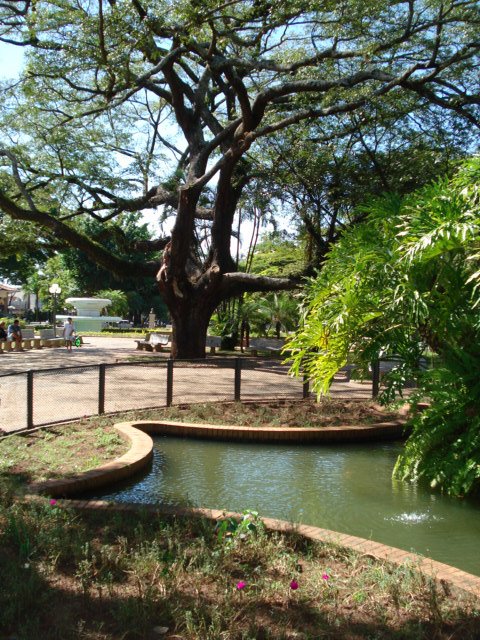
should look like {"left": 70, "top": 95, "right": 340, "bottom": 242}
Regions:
{"left": 49, "top": 499, "right": 57, "bottom": 506}
{"left": 290, "top": 579, "right": 299, "bottom": 590}
{"left": 322, "top": 573, "right": 329, "bottom": 581}
{"left": 236, "top": 581, "right": 246, "bottom": 590}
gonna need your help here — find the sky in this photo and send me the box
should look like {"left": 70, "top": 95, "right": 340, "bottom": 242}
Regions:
{"left": 0, "top": 41, "right": 24, "bottom": 78}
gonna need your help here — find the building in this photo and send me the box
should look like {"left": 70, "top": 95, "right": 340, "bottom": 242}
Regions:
{"left": 0, "top": 282, "right": 20, "bottom": 316}
{"left": 0, "top": 283, "right": 38, "bottom": 317}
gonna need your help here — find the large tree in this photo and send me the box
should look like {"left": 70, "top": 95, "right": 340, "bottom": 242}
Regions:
{"left": 0, "top": 0, "right": 478, "bottom": 357}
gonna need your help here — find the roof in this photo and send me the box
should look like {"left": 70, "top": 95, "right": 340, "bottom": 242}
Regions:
{"left": 0, "top": 283, "right": 20, "bottom": 292}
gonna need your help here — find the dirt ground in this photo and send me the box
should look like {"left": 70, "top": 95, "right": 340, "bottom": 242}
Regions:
{"left": 148, "top": 397, "right": 405, "bottom": 428}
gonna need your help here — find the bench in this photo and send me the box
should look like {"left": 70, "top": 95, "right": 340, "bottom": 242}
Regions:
{"left": 21, "top": 328, "right": 42, "bottom": 350}
{"left": 134, "top": 332, "right": 170, "bottom": 352}
{"left": 244, "top": 337, "right": 285, "bottom": 356}
{"left": 39, "top": 328, "right": 65, "bottom": 348}
{"left": 0, "top": 332, "right": 32, "bottom": 353}
{"left": 337, "top": 361, "right": 396, "bottom": 382}
{"left": 337, "top": 364, "right": 357, "bottom": 381}
{"left": 206, "top": 335, "right": 222, "bottom": 354}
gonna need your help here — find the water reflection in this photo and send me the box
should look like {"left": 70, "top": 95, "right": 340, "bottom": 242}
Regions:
{"left": 91, "top": 437, "right": 480, "bottom": 576}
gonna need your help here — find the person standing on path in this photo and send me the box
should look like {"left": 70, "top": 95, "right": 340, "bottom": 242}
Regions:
{"left": 0, "top": 321, "right": 7, "bottom": 341}
{"left": 62, "top": 317, "right": 75, "bottom": 351}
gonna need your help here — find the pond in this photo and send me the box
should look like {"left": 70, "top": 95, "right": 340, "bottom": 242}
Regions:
{"left": 91, "top": 436, "right": 480, "bottom": 576}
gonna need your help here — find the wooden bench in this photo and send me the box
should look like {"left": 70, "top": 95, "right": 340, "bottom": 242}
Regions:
{"left": 337, "top": 364, "right": 357, "bottom": 381}
{"left": 39, "top": 328, "right": 64, "bottom": 348}
{"left": 244, "top": 337, "right": 285, "bottom": 356}
{"left": 206, "top": 335, "right": 222, "bottom": 354}
{"left": 134, "top": 332, "right": 170, "bottom": 352}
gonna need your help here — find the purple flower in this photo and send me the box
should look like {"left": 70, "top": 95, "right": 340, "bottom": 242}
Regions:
{"left": 290, "top": 579, "right": 299, "bottom": 590}
{"left": 236, "top": 581, "right": 246, "bottom": 590}
{"left": 49, "top": 499, "right": 57, "bottom": 506}
{"left": 322, "top": 573, "right": 329, "bottom": 581}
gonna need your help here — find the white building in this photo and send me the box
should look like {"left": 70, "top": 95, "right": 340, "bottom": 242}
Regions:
{"left": 0, "top": 283, "right": 35, "bottom": 316}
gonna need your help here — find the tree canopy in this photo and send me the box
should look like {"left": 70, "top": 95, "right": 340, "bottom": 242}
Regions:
{"left": 254, "top": 101, "right": 474, "bottom": 269}
{"left": 0, "top": 0, "right": 479, "bottom": 356}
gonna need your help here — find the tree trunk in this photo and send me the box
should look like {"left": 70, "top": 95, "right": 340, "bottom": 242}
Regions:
{"left": 169, "top": 295, "right": 216, "bottom": 359}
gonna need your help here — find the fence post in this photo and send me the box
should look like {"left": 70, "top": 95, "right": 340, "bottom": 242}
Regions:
{"left": 27, "top": 370, "right": 34, "bottom": 430}
{"left": 234, "top": 358, "right": 242, "bottom": 401}
{"left": 303, "top": 372, "right": 310, "bottom": 399}
{"left": 371, "top": 360, "right": 380, "bottom": 398}
{"left": 98, "top": 364, "right": 106, "bottom": 415}
{"left": 166, "top": 358, "right": 174, "bottom": 407}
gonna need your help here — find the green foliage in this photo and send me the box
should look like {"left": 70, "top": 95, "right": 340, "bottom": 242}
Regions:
{"left": 394, "top": 357, "right": 480, "bottom": 497}
{"left": 247, "top": 232, "right": 305, "bottom": 277}
{"left": 0, "top": 214, "right": 51, "bottom": 283}
{"left": 215, "top": 510, "right": 263, "bottom": 547}
{"left": 37, "top": 255, "right": 78, "bottom": 312}
{"left": 209, "top": 232, "right": 302, "bottom": 339}
{"left": 0, "top": 317, "right": 26, "bottom": 328}
{"left": 242, "top": 292, "right": 300, "bottom": 337}
{"left": 96, "top": 289, "right": 129, "bottom": 317}
{"left": 286, "top": 157, "right": 480, "bottom": 495}
{"left": 255, "top": 113, "right": 469, "bottom": 269}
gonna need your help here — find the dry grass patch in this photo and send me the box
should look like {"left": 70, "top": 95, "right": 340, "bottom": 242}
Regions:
{"left": 0, "top": 423, "right": 127, "bottom": 483}
{"left": 149, "top": 398, "right": 401, "bottom": 428}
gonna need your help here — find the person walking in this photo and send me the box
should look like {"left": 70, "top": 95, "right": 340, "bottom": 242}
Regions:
{"left": 62, "top": 317, "right": 75, "bottom": 352}
{"left": 0, "top": 321, "right": 7, "bottom": 342}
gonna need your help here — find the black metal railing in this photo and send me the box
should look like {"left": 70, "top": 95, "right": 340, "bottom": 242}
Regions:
{"left": 0, "top": 356, "right": 386, "bottom": 435}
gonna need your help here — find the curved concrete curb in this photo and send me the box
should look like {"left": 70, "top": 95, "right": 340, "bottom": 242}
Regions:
{"left": 28, "top": 424, "right": 153, "bottom": 497}
{"left": 121, "top": 418, "right": 409, "bottom": 443}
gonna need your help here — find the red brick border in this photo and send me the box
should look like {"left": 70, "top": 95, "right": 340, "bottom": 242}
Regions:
{"left": 26, "top": 419, "right": 480, "bottom": 599}
{"left": 120, "top": 417, "right": 409, "bottom": 443}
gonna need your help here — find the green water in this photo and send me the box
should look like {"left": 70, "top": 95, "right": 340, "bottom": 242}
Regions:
{"left": 93, "top": 437, "right": 480, "bottom": 576}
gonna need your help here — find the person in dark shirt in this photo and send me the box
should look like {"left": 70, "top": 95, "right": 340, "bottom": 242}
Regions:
{"left": 7, "top": 319, "right": 22, "bottom": 345}
{"left": 0, "top": 321, "right": 7, "bottom": 341}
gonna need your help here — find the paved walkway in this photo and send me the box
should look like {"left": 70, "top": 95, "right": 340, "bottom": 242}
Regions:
{"left": 0, "top": 336, "right": 375, "bottom": 433}
{"left": 0, "top": 336, "right": 145, "bottom": 375}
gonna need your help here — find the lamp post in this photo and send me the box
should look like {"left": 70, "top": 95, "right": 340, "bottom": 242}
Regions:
{"left": 49, "top": 283, "right": 62, "bottom": 332}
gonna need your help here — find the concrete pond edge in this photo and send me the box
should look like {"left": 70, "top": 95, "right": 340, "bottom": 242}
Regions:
{"left": 26, "top": 418, "right": 480, "bottom": 599}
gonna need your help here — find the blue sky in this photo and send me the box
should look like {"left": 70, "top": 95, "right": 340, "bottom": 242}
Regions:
{"left": 0, "top": 42, "right": 24, "bottom": 79}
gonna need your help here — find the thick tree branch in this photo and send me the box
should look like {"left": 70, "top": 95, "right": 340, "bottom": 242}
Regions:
{"left": 220, "top": 272, "right": 301, "bottom": 297}
{"left": 0, "top": 190, "right": 158, "bottom": 278}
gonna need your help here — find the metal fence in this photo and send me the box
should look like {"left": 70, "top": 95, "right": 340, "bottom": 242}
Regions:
{"left": 0, "top": 357, "right": 380, "bottom": 435}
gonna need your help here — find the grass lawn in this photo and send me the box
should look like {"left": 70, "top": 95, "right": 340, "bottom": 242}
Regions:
{"left": 1, "top": 400, "right": 478, "bottom": 639}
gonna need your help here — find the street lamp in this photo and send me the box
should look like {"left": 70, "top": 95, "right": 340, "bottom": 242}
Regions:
{"left": 49, "top": 283, "right": 62, "bottom": 331}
